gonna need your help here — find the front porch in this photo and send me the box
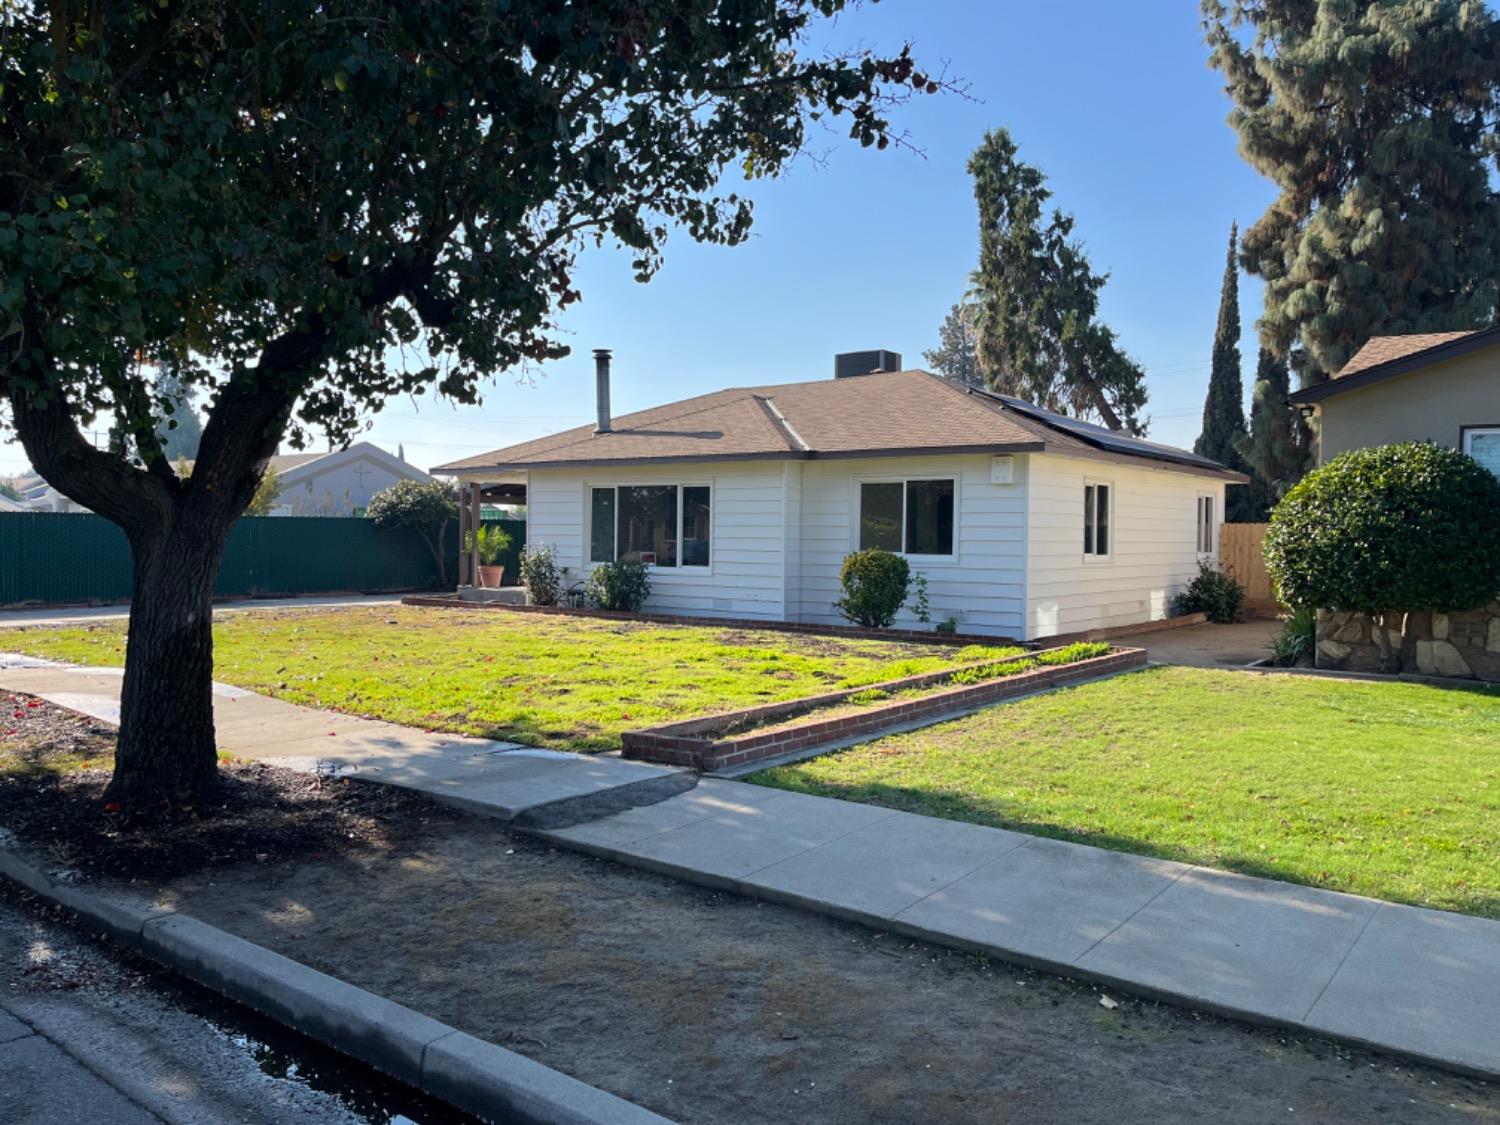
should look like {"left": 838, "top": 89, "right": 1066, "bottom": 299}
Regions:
{"left": 451, "top": 473, "right": 527, "bottom": 591}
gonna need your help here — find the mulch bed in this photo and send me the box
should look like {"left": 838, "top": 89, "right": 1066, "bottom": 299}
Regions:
{"left": 1, "top": 692, "right": 457, "bottom": 881}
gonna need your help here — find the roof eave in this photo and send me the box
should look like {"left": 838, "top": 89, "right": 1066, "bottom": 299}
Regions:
{"left": 1291, "top": 325, "right": 1500, "bottom": 405}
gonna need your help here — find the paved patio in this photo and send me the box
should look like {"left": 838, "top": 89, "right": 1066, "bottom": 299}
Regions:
{"left": 5, "top": 650, "right": 1498, "bottom": 1082}
{"left": 1114, "top": 617, "right": 1282, "bottom": 668}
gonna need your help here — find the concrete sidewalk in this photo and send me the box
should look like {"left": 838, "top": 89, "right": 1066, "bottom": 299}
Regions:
{"left": 0, "top": 658, "right": 683, "bottom": 823}
{"left": 0, "top": 593, "right": 407, "bottom": 630}
{"left": 538, "top": 777, "right": 1500, "bottom": 1080}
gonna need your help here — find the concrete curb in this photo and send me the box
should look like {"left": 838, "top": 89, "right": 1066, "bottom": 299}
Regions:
{"left": 0, "top": 847, "right": 673, "bottom": 1125}
{"left": 527, "top": 826, "right": 1500, "bottom": 1086}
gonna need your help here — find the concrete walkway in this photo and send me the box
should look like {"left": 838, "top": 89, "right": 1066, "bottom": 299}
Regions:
{"left": 1115, "top": 617, "right": 1282, "bottom": 668}
{"left": 0, "top": 593, "right": 408, "bottom": 630}
{"left": 5, "top": 652, "right": 1498, "bottom": 1081}
{"left": 0, "top": 658, "right": 683, "bottom": 823}
{"left": 537, "top": 778, "right": 1500, "bottom": 1080}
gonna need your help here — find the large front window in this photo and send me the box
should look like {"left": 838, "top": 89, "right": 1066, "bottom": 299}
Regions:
{"left": 590, "top": 484, "right": 711, "bottom": 568}
{"left": 858, "top": 479, "right": 955, "bottom": 556}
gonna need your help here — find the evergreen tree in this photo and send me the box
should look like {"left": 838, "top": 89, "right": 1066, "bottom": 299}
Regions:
{"left": 968, "top": 129, "right": 1148, "bottom": 434}
{"left": 154, "top": 367, "right": 204, "bottom": 462}
{"left": 1203, "top": 0, "right": 1500, "bottom": 385}
{"left": 1235, "top": 347, "right": 1308, "bottom": 518}
{"left": 1195, "top": 223, "right": 1253, "bottom": 517}
{"left": 924, "top": 301, "right": 982, "bottom": 387}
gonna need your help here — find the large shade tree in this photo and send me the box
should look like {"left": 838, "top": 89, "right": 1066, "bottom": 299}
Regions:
{"left": 967, "top": 128, "right": 1148, "bottom": 435}
{"left": 0, "top": 0, "right": 942, "bottom": 813}
{"left": 1203, "top": 0, "right": 1500, "bottom": 386}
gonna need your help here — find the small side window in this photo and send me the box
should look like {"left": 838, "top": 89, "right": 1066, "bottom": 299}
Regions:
{"left": 1084, "top": 482, "right": 1111, "bottom": 558}
{"left": 1197, "top": 495, "right": 1215, "bottom": 554}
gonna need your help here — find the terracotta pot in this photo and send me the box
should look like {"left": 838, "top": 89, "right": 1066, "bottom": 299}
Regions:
{"left": 477, "top": 565, "right": 505, "bottom": 589}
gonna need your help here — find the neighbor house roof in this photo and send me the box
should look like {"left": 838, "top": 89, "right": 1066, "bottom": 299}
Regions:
{"left": 435, "top": 369, "right": 1247, "bottom": 481}
{"left": 1290, "top": 326, "right": 1500, "bottom": 405}
{"left": 265, "top": 442, "right": 428, "bottom": 484}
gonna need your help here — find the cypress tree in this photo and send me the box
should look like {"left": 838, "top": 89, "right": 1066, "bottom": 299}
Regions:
{"left": 1235, "top": 347, "right": 1308, "bottom": 518}
{"left": 1203, "top": 1, "right": 1500, "bottom": 385}
{"left": 1194, "top": 223, "right": 1249, "bottom": 483}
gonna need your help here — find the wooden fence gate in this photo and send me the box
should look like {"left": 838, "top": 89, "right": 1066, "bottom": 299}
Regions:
{"left": 1220, "top": 522, "right": 1283, "bottom": 615}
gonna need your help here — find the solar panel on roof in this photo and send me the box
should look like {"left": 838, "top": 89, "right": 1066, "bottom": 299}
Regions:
{"left": 980, "top": 392, "right": 1230, "bottom": 473}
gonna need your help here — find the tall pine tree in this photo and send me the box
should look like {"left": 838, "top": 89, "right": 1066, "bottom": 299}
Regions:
{"left": 1203, "top": 1, "right": 1500, "bottom": 385}
{"left": 1194, "top": 223, "right": 1254, "bottom": 518}
{"left": 1236, "top": 347, "right": 1307, "bottom": 518}
{"left": 968, "top": 129, "right": 1148, "bottom": 434}
{"left": 924, "top": 301, "right": 982, "bottom": 387}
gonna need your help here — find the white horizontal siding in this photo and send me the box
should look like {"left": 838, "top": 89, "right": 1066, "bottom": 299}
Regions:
{"left": 796, "top": 454, "right": 1027, "bottom": 638}
{"left": 1025, "top": 454, "right": 1225, "bottom": 640}
{"left": 523, "top": 463, "right": 788, "bottom": 621}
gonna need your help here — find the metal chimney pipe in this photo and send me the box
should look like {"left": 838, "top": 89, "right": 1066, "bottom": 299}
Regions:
{"left": 593, "top": 348, "right": 612, "bottom": 434}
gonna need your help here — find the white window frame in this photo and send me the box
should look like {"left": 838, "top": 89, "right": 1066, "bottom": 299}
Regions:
{"left": 853, "top": 475, "right": 959, "bottom": 563}
{"left": 587, "top": 482, "right": 713, "bottom": 572}
{"left": 1196, "top": 494, "right": 1216, "bottom": 556}
{"left": 1462, "top": 425, "right": 1500, "bottom": 476}
{"left": 1082, "top": 478, "right": 1113, "bottom": 562}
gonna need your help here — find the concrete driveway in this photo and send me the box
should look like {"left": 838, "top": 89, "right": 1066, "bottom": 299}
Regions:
{"left": 1114, "top": 618, "right": 1283, "bottom": 668}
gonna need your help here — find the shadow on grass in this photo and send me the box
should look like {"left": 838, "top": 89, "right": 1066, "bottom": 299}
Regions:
{"left": 749, "top": 774, "right": 1500, "bottom": 921}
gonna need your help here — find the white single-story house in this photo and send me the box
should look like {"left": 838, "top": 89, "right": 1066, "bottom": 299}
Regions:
{"left": 436, "top": 352, "right": 1246, "bottom": 640}
{"left": 268, "top": 441, "right": 429, "bottom": 516}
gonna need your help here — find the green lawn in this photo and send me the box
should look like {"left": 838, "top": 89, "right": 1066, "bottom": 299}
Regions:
{"left": 6, "top": 607, "right": 1020, "bottom": 752}
{"left": 753, "top": 665, "right": 1500, "bottom": 918}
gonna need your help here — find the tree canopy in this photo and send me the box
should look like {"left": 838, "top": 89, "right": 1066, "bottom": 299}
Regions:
{"left": 1235, "top": 346, "right": 1307, "bottom": 517}
{"left": 967, "top": 128, "right": 1148, "bottom": 435}
{"left": 0, "top": 0, "right": 941, "bottom": 810}
{"left": 924, "top": 301, "right": 982, "bottom": 388}
{"left": 1203, "top": 0, "right": 1500, "bottom": 385}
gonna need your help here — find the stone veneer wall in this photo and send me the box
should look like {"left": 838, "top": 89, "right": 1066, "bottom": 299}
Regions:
{"left": 1316, "top": 605, "right": 1500, "bottom": 681}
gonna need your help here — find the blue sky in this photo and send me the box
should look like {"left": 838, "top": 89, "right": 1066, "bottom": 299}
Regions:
{"left": 2, "top": 1, "right": 1281, "bottom": 477}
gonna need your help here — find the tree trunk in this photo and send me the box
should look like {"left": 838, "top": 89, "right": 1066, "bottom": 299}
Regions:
{"left": 104, "top": 514, "right": 235, "bottom": 812}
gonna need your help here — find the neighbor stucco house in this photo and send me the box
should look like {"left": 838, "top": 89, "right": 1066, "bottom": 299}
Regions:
{"left": 1289, "top": 329, "right": 1500, "bottom": 681}
{"left": 267, "top": 441, "right": 429, "bottom": 516}
{"left": 1290, "top": 327, "right": 1500, "bottom": 474}
{"left": 436, "top": 352, "right": 1246, "bottom": 641}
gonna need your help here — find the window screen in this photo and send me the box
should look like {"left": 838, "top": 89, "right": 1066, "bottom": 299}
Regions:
{"left": 1084, "top": 483, "right": 1110, "bottom": 556}
{"left": 859, "top": 482, "right": 903, "bottom": 551}
{"left": 904, "top": 479, "right": 955, "bottom": 555}
{"left": 682, "top": 486, "right": 711, "bottom": 567}
{"left": 589, "top": 488, "right": 615, "bottom": 563}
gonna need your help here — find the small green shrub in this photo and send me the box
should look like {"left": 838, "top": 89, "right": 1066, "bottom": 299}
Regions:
{"left": 586, "top": 557, "right": 652, "bottom": 613}
{"left": 518, "top": 543, "right": 562, "bottom": 606}
{"left": 1268, "top": 606, "right": 1317, "bottom": 667}
{"left": 835, "top": 550, "right": 911, "bottom": 629}
{"left": 1172, "top": 561, "right": 1246, "bottom": 624}
{"left": 951, "top": 659, "right": 1034, "bottom": 685}
{"left": 847, "top": 688, "right": 892, "bottom": 705}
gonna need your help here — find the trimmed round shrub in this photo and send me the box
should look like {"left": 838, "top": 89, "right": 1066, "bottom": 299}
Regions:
{"left": 835, "top": 549, "right": 911, "bottom": 629}
{"left": 1171, "top": 561, "right": 1245, "bottom": 624}
{"left": 586, "top": 557, "right": 651, "bottom": 613}
{"left": 1265, "top": 442, "right": 1500, "bottom": 614}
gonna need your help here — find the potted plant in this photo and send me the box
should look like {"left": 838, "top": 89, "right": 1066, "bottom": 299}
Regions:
{"left": 467, "top": 523, "right": 512, "bottom": 588}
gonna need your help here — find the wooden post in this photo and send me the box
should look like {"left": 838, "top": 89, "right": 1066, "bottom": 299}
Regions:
{"left": 468, "top": 482, "right": 483, "bottom": 587}
{"left": 457, "top": 482, "right": 474, "bottom": 587}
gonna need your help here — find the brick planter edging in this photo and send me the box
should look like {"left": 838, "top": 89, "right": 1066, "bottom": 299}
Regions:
{"left": 399, "top": 595, "right": 1026, "bottom": 649}
{"left": 621, "top": 647, "right": 1148, "bottom": 771}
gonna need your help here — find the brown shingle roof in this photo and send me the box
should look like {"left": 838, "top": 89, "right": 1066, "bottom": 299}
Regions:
{"left": 1336, "top": 331, "right": 1481, "bottom": 379}
{"left": 434, "top": 369, "right": 1243, "bottom": 479}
